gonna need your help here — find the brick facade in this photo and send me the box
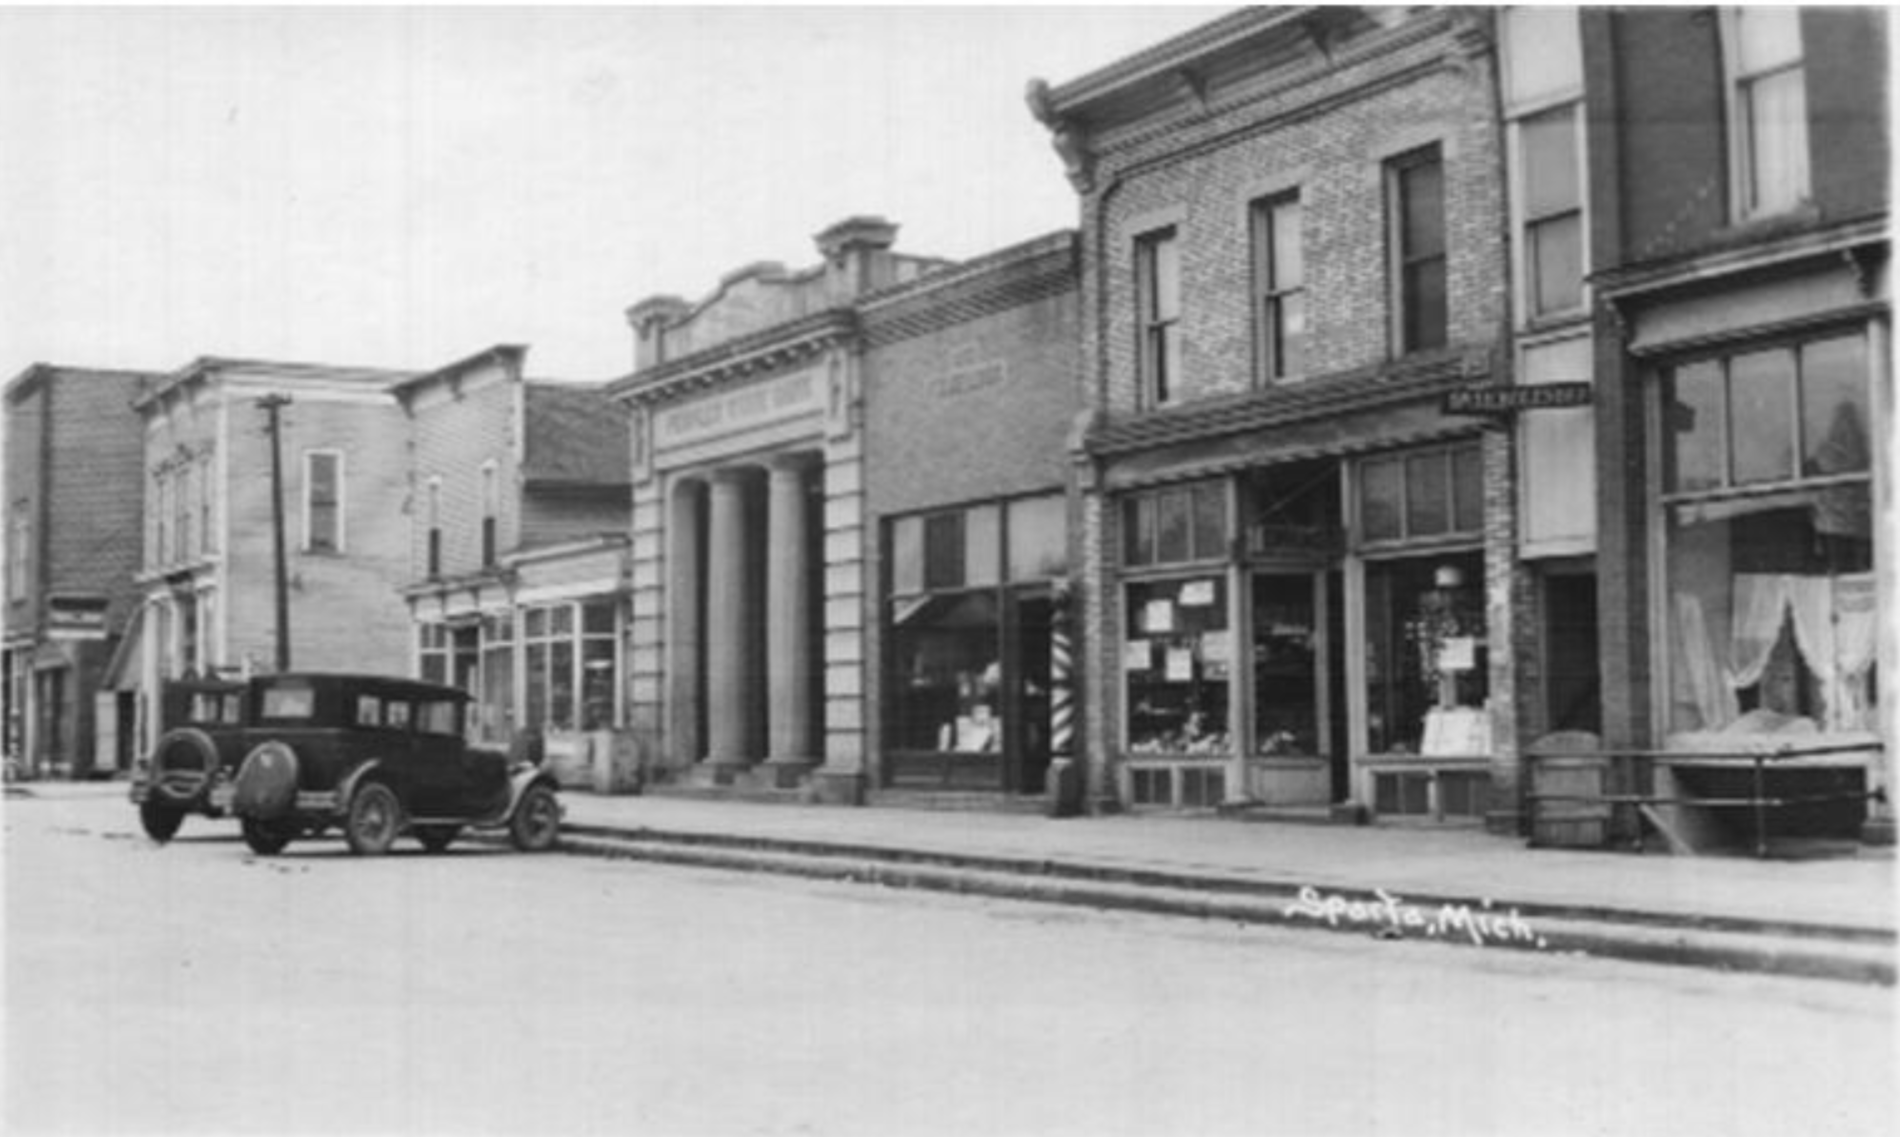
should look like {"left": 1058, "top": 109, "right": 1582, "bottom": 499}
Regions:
{"left": 4, "top": 365, "right": 154, "bottom": 776}
{"left": 1036, "top": 8, "right": 1522, "bottom": 824}
{"left": 1587, "top": 7, "right": 1892, "bottom": 844}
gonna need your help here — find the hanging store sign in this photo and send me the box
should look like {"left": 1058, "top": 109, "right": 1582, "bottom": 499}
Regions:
{"left": 653, "top": 366, "right": 825, "bottom": 450}
{"left": 46, "top": 595, "right": 110, "bottom": 640}
{"left": 1442, "top": 383, "right": 1592, "bottom": 417}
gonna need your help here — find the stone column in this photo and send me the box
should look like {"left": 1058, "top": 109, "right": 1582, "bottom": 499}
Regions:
{"left": 665, "top": 479, "right": 704, "bottom": 767}
{"left": 765, "top": 454, "right": 817, "bottom": 770}
{"left": 705, "top": 468, "right": 758, "bottom": 767}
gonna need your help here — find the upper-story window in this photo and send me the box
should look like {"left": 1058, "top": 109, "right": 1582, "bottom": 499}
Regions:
{"left": 426, "top": 477, "right": 443, "bottom": 578}
{"left": 1251, "top": 191, "right": 1305, "bottom": 384}
{"left": 304, "top": 450, "right": 343, "bottom": 553}
{"left": 1387, "top": 145, "right": 1447, "bottom": 354}
{"left": 480, "top": 461, "right": 500, "bottom": 567}
{"left": 1135, "top": 227, "right": 1182, "bottom": 408}
{"left": 1726, "top": 6, "right": 1809, "bottom": 220}
{"left": 153, "top": 472, "right": 169, "bottom": 566}
{"left": 7, "top": 508, "right": 27, "bottom": 601}
{"left": 1501, "top": 6, "right": 1586, "bottom": 322}
{"left": 176, "top": 460, "right": 194, "bottom": 560}
{"left": 199, "top": 453, "right": 216, "bottom": 555}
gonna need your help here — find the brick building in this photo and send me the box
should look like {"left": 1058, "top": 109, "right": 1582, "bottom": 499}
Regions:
{"left": 129, "top": 358, "right": 416, "bottom": 756}
{"left": 396, "top": 345, "right": 633, "bottom": 789}
{"left": 611, "top": 217, "right": 952, "bottom": 802}
{"left": 860, "top": 231, "right": 1082, "bottom": 802}
{"left": 3, "top": 364, "right": 155, "bottom": 778}
{"left": 1581, "top": 6, "right": 1892, "bottom": 846}
{"left": 1031, "top": 7, "right": 1528, "bottom": 825}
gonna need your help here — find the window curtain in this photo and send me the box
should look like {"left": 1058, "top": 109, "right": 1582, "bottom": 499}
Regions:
{"left": 1728, "top": 572, "right": 1878, "bottom": 732}
{"left": 1673, "top": 593, "right": 1739, "bottom": 730}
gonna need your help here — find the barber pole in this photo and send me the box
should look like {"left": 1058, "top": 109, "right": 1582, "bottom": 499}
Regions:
{"left": 1049, "top": 590, "right": 1074, "bottom": 758}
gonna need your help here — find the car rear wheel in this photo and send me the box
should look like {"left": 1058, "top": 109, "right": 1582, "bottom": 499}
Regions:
{"left": 139, "top": 801, "right": 185, "bottom": 843}
{"left": 414, "top": 824, "right": 461, "bottom": 854}
{"left": 509, "top": 785, "right": 560, "bottom": 852}
{"left": 241, "top": 818, "right": 294, "bottom": 856}
{"left": 345, "top": 782, "right": 402, "bottom": 856}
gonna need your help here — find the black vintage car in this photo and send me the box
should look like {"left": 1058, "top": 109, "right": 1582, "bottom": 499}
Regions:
{"left": 130, "top": 673, "right": 562, "bottom": 856}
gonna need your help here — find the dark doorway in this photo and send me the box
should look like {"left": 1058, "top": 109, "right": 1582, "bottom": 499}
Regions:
{"left": 1006, "top": 592, "right": 1054, "bottom": 794}
{"left": 1543, "top": 569, "right": 1600, "bottom": 735}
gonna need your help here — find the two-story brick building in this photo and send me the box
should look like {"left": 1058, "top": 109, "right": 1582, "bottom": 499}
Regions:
{"left": 396, "top": 345, "right": 633, "bottom": 789}
{"left": 3, "top": 364, "right": 155, "bottom": 778}
{"left": 128, "top": 357, "right": 416, "bottom": 756}
{"left": 1032, "top": 7, "right": 1526, "bottom": 826}
{"left": 1581, "top": 6, "right": 1892, "bottom": 846}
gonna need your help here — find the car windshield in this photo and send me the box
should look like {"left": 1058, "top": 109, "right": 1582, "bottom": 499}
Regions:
{"left": 260, "top": 684, "right": 316, "bottom": 720}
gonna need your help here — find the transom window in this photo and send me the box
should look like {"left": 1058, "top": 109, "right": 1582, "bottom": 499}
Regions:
{"left": 1357, "top": 442, "right": 1482, "bottom": 545}
{"left": 1122, "top": 481, "right": 1228, "bottom": 567}
{"left": 1664, "top": 334, "right": 1869, "bottom": 494}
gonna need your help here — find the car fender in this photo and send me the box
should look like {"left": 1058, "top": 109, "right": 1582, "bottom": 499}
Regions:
{"left": 503, "top": 766, "right": 562, "bottom": 820}
{"left": 336, "top": 759, "right": 392, "bottom": 814}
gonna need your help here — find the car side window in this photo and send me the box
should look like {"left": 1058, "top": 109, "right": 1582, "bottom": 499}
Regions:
{"left": 386, "top": 700, "right": 412, "bottom": 730}
{"left": 356, "top": 695, "right": 381, "bottom": 727}
{"left": 417, "top": 700, "right": 460, "bottom": 736}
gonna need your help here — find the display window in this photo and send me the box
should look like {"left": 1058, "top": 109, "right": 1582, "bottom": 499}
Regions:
{"left": 1124, "top": 576, "right": 1231, "bottom": 755}
{"left": 885, "top": 494, "right": 1066, "bottom": 789}
{"left": 1364, "top": 552, "right": 1487, "bottom": 755}
{"left": 1661, "top": 333, "right": 1877, "bottom": 747}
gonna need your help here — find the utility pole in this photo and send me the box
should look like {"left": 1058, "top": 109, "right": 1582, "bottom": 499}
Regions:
{"left": 258, "top": 394, "right": 293, "bottom": 673}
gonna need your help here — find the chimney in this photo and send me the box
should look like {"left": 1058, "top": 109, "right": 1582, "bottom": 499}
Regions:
{"left": 625, "top": 295, "right": 691, "bottom": 371}
{"left": 815, "top": 216, "right": 899, "bottom": 302}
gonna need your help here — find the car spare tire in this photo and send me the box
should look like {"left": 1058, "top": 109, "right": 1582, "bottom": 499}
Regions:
{"left": 148, "top": 727, "right": 223, "bottom": 806}
{"left": 233, "top": 740, "right": 300, "bottom": 820}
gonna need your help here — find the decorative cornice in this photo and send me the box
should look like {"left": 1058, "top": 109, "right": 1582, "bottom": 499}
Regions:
{"left": 1595, "top": 214, "right": 1890, "bottom": 304}
{"left": 607, "top": 310, "right": 858, "bottom": 406}
{"left": 1086, "top": 346, "right": 1490, "bottom": 458}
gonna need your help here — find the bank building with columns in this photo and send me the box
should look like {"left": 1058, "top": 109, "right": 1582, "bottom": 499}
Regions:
{"left": 611, "top": 217, "right": 1082, "bottom": 805}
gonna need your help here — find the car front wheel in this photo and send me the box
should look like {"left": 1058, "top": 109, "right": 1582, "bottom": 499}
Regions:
{"left": 139, "top": 801, "right": 185, "bottom": 843}
{"left": 241, "top": 818, "right": 293, "bottom": 856}
{"left": 509, "top": 785, "right": 560, "bottom": 852}
{"left": 345, "top": 782, "right": 402, "bottom": 856}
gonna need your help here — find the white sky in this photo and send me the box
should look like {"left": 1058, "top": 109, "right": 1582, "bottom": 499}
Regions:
{"left": 0, "top": 5, "right": 1228, "bottom": 383}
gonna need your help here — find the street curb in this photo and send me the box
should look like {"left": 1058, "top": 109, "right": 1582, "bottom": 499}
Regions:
{"left": 550, "top": 824, "right": 1896, "bottom": 987}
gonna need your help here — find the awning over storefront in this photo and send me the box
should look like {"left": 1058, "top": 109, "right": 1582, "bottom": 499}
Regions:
{"left": 100, "top": 606, "right": 145, "bottom": 691}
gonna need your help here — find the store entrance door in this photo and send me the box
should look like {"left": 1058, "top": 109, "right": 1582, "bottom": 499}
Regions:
{"left": 1250, "top": 570, "right": 1348, "bottom": 802}
{"left": 1004, "top": 591, "right": 1054, "bottom": 795}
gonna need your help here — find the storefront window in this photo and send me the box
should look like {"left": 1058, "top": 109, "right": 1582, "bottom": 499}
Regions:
{"left": 1365, "top": 553, "right": 1486, "bottom": 754}
{"left": 580, "top": 600, "right": 618, "bottom": 730}
{"left": 479, "top": 613, "right": 513, "bottom": 740}
{"left": 1662, "top": 334, "right": 1876, "bottom": 744}
{"left": 417, "top": 623, "right": 448, "bottom": 685}
{"left": 886, "top": 495, "right": 1067, "bottom": 762}
{"left": 1125, "top": 576, "right": 1230, "bottom": 755}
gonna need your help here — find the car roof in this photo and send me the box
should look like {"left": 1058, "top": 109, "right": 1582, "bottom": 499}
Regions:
{"left": 254, "top": 672, "right": 473, "bottom": 703}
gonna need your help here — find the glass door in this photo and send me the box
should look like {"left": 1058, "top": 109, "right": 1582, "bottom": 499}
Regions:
{"left": 1252, "top": 573, "right": 1322, "bottom": 758}
{"left": 1004, "top": 590, "right": 1054, "bottom": 794}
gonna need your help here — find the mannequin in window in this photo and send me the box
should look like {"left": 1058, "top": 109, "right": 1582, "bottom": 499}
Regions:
{"left": 939, "top": 701, "right": 1002, "bottom": 752}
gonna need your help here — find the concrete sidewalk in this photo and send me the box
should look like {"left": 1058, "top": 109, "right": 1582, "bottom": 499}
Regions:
{"left": 551, "top": 790, "right": 1895, "bottom": 985}
{"left": 13, "top": 780, "right": 1895, "bottom": 983}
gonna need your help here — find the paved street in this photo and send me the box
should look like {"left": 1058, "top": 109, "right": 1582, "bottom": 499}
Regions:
{"left": 5, "top": 792, "right": 1895, "bottom": 1137}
